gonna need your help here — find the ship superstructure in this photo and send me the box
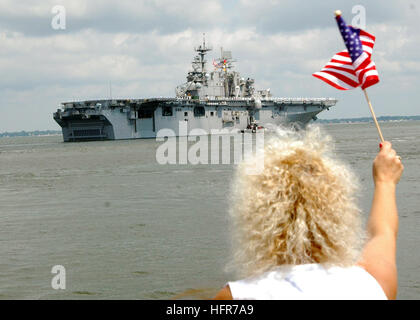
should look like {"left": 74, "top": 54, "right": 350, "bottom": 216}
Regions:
{"left": 53, "top": 38, "right": 337, "bottom": 141}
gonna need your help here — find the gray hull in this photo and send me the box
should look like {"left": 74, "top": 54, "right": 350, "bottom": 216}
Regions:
{"left": 53, "top": 97, "right": 336, "bottom": 142}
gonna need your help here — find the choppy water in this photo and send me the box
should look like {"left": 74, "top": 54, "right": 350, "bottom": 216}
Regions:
{"left": 0, "top": 121, "right": 419, "bottom": 299}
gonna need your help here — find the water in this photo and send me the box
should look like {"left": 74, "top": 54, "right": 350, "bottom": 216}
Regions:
{"left": 0, "top": 121, "right": 419, "bottom": 299}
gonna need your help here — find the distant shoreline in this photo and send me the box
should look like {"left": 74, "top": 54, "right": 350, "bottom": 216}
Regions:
{"left": 317, "top": 115, "right": 420, "bottom": 124}
{"left": 0, "top": 130, "right": 62, "bottom": 138}
{"left": 1, "top": 116, "right": 419, "bottom": 137}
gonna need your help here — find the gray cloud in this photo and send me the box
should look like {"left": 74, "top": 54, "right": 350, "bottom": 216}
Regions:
{"left": 229, "top": 0, "right": 410, "bottom": 33}
{"left": 0, "top": 0, "right": 419, "bottom": 131}
{"left": 0, "top": 0, "right": 228, "bottom": 36}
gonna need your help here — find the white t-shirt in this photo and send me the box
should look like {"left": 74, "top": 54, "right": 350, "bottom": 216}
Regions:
{"left": 228, "top": 263, "right": 387, "bottom": 300}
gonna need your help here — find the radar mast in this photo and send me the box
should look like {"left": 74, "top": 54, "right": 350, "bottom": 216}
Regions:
{"left": 194, "top": 33, "right": 212, "bottom": 75}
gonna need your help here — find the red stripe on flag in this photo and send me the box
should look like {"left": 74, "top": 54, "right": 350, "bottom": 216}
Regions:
{"left": 361, "top": 41, "right": 374, "bottom": 48}
{"left": 324, "top": 64, "right": 357, "bottom": 75}
{"left": 355, "top": 57, "right": 371, "bottom": 72}
{"left": 312, "top": 73, "right": 349, "bottom": 90}
{"left": 361, "top": 75, "right": 380, "bottom": 90}
{"left": 320, "top": 70, "right": 360, "bottom": 87}
{"left": 357, "top": 65, "right": 377, "bottom": 83}
{"left": 330, "top": 59, "right": 353, "bottom": 65}
{"left": 336, "top": 51, "right": 351, "bottom": 57}
{"left": 359, "top": 29, "right": 375, "bottom": 41}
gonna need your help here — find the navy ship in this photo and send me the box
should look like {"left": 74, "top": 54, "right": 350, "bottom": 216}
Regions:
{"left": 53, "top": 38, "right": 337, "bottom": 141}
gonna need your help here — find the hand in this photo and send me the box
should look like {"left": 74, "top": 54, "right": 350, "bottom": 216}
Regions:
{"left": 373, "top": 141, "right": 404, "bottom": 186}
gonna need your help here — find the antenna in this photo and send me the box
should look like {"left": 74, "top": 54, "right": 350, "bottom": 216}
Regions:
{"left": 109, "top": 81, "right": 112, "bottom": 100}
{"left": 194, "top": 33, "right": 211, "bottom": 74}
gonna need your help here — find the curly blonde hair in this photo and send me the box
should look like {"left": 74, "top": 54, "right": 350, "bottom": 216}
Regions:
{"left": 228, "top": 125, "right": 364, "bottom": 278}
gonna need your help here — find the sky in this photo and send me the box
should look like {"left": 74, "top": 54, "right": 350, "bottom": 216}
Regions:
{"left": 0, "top": 0, "right": 419, "bottom": 131}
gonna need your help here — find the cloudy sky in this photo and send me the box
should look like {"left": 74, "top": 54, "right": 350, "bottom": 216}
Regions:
{"left": 0, "top": 0, "right": 419, "bottom": 131}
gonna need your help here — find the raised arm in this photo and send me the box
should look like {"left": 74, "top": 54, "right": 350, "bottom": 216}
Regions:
{"left": 357, "top": 141, "right": 404, "bottom": 299}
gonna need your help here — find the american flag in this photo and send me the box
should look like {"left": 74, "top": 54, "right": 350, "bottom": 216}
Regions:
{"left": 313, "top": 14, "right": 379, "bottom": 90}
{"left": 213, "top": 59, "right": 227, "bottom": 69}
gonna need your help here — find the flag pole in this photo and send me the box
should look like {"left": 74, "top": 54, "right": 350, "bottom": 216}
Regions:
{"left": 362, "top": 89, "right": 385, "bottom": 142}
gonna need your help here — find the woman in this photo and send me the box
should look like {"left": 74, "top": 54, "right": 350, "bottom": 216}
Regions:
{"left": 214, "top": 127, "right": 403, "bottom": 300}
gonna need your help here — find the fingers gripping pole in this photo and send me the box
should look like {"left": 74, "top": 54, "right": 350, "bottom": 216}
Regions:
{"left": 363, "top": 89, "right": 385, "bottom": 143}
